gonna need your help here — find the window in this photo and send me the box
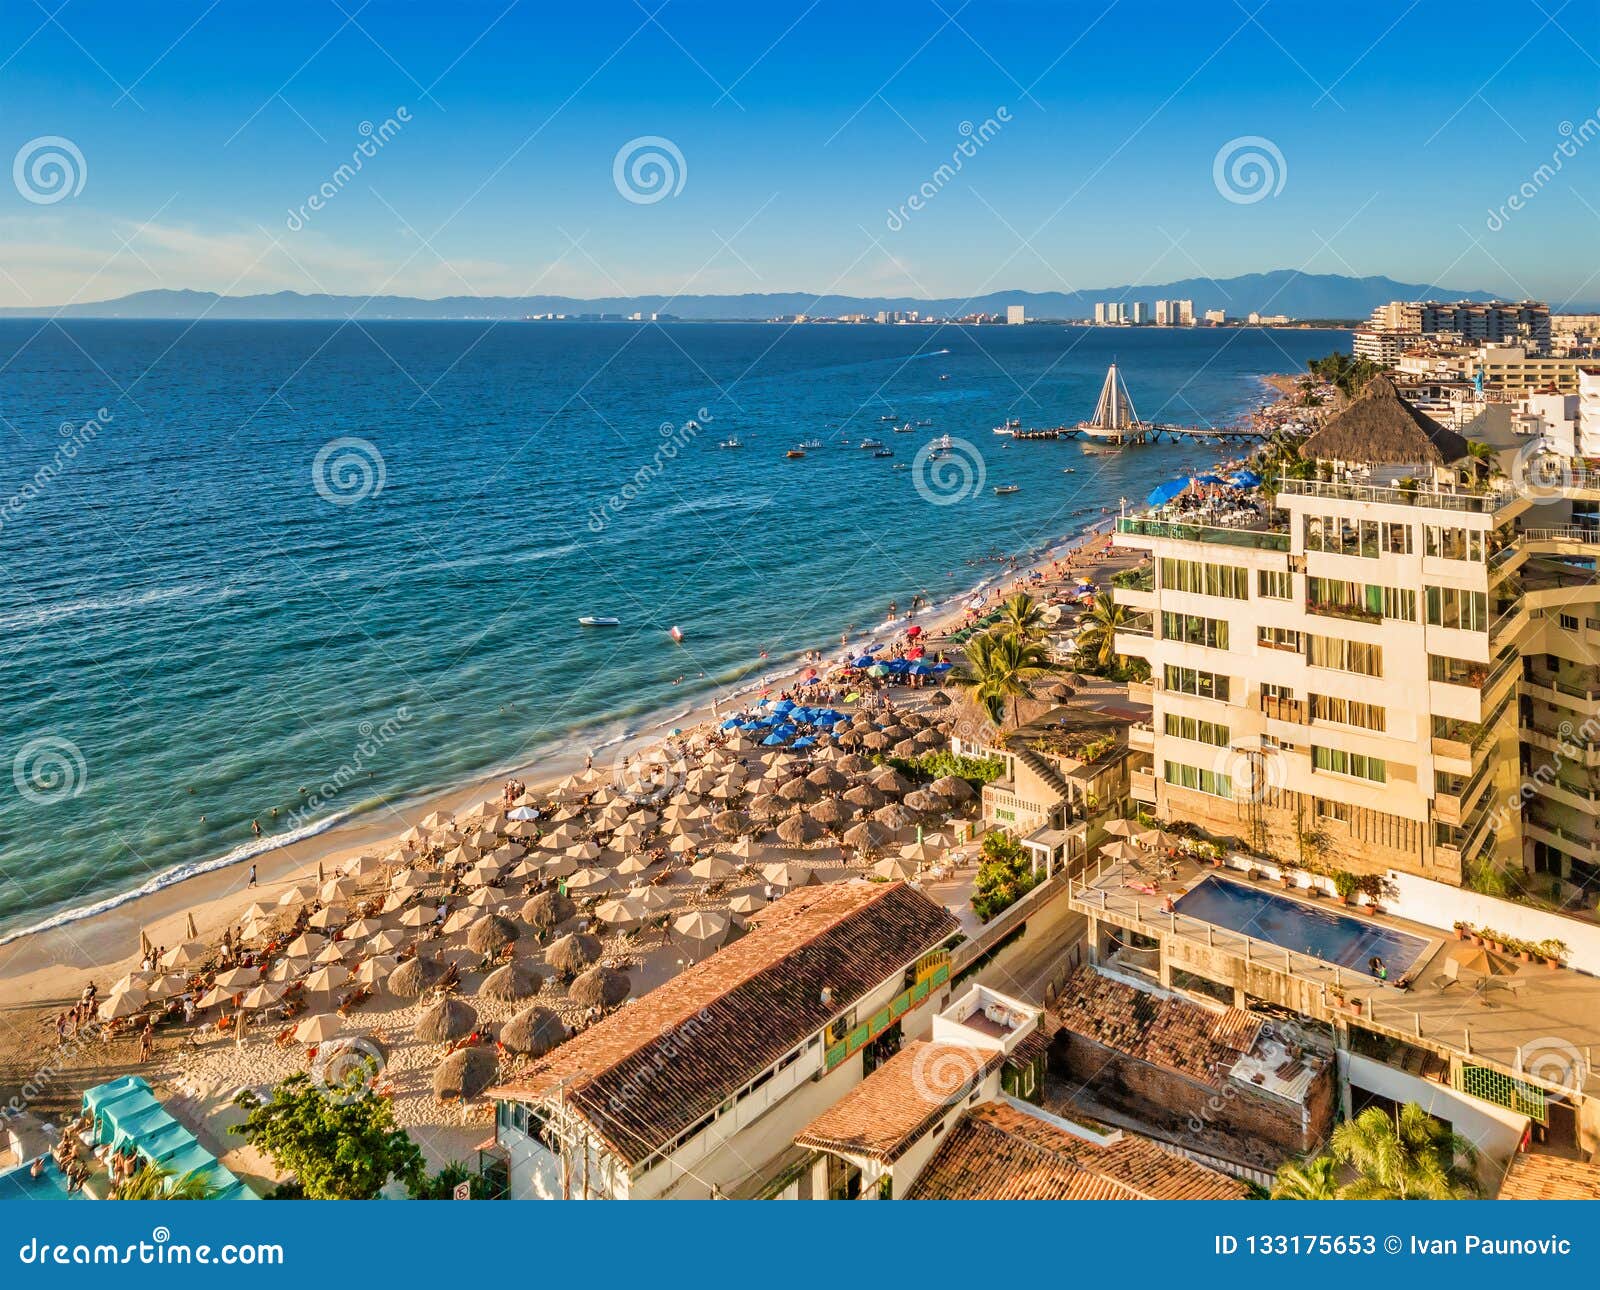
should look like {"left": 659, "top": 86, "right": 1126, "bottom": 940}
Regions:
{"left": 1257, "top": 625, "right": 1301, "bottom": 651}
{"left": 1163, "top": 760, "right": 1233, "bottom": 798}
{"left": 1258, "top": 568, "right": 1292, "bottom": 599}
{"left": 1164, "top": 713, "right": 1231, "bottom": 746}
{"left": 1309, "top": 694, "right": 1387, "bottom": 732}
{"left": 1307, "top": 576, "right": 1416, "bottom": 622}
{"left": 1425, "top": 586, "right": 1489, "bottom": 632}
{"left": 1316, "top": 798, "right": 1351, "bottom": 822}
{"left": 1303, "top": 513, "right": 1379, "bottom": 558}
{"left": 1262, "top": 682, "right": 1294, "bottom": 702}
{"left": 1428, "top": 655, "right": 1489, "bottom": 687}
{"left": 1383, "top": 522, "right": 1414, "bottom": 555}
{"left": 1306, "top": 633, "right": 1383, "bottom": 676}
{"left": 1425, "top": 525, "right": 1484, "bottom": 562}
{"left": 1164, "top": 665, "right": 1230, "bottom": 702}
{"left": 1159, "top": 557, "right": 1249, "bottom": 599}
{"left": 1161, "top": 611, "right": 1228, "bottom": 649}
{"left": 1312, "top": 745, "right": 1388, "bottom": 783}
{"left": 1561, "top": 613, "right": 1580, "bottom": 631}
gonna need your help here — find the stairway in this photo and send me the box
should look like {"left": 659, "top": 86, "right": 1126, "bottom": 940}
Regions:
{"left": 1013, "top": 743, "right": 1073, "bottom": 807}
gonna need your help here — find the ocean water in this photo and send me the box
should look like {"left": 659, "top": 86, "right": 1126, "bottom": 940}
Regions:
{"left": 0, "top": 319, "right": 1346, "bottom": 936}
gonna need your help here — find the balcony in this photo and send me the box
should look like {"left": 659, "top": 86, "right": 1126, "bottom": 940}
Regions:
{"left": 1131, "top": 769, "right": 1156, "bottom": 803}
{"left": 1433, "top": 792, "right": 1462, "bottom": 827}
{"left": 823, "top": 952, "right": 951, "bottom": 1070}
{"left": 1115, "top": 517, "right": 1289, "bottom": 552}
{"left": 1305, "top": 600, "right": 1383, "bottom": 626}
{"left": 1259, "top": 694, "right": 1305, "bottom": 724}
{"left": 1277, "top": 477, "right": 1513, "bottom": 515}
{"left": 1129, "top": 722, "right": 1154, "bottom": 753}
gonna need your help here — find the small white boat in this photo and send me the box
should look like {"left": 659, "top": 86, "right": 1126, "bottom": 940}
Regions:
{"left": 579, "top": 616, "right": 620, "bottom": 627}
{"left": 993, "top": 485, "right": 1020, "bottom": 496}
{"left": 717, "top": 437, "right": 742, "bottom": 449}
{"left": 931, "top": 434, "right": 954, "bottom": 450}
{"left": 799, "top": 438, "right": 822, "bottom": 449}
{"left": 991, "top": 418, "right": 1020, "bottom": 435}
{"left": 860, "top": 438, "right": 884, "bottom": 449}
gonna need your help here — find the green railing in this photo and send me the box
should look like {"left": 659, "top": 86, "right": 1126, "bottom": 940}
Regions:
{"left": 1115, "top": 517, "right": 1290, "bottom": 551}
{"left": 1278, "top": 478, "right": 1512, "bottom": 514}
{"left": 823, "top": 958, "right": 951, "bottom": 1070}
{"left": 1455, "top": 1065, "right": 1547, "bottom": 1123}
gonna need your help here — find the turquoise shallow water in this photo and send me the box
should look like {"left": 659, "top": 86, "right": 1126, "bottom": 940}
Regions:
{"left": 0, "top": 319, "right": 1345, "bottom": 936}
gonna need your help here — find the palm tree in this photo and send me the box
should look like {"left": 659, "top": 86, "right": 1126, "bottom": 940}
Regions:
{"left": 1074, "top": 592, "right": 1132, "bottom": 671}
{"left": 111, "top": 1165, "right": 218, "bottom": 1201}
{"left": 1330, "top": 1103, "right": 1479, "bottom": 1199}
{"left": 1271, "top": 1155, "right": 1339, "bottom": 1199}
{"left": 994, "top": 591, "right": 1048, "bottom": 644}
{"left": 951, "top": 629, "right": 1054, "bottom": 731}
{"left": 1464, "top": 439, "right": 1503, "bottom": 487}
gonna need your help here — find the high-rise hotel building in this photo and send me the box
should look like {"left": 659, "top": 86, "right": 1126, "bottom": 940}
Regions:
{"left": 1112, "top": 375, "right": 1600, "bottom": 901}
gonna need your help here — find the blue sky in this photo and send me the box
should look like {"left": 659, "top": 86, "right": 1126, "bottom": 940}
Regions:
{"left": 2, "top": 0, "right": 1598, "bottom": 307}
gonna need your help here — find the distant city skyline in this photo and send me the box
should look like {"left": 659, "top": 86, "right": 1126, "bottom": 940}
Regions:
{"left": 3, "top": 0, "right": 1597, "bottom": 308}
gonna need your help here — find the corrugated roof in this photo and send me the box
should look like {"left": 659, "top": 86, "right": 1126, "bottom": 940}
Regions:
{"left": 906, "top": 1102, "right": 1248, "bottom": 1200}
{"left": 794, "top": 1040, "right": 1002, "bottom": 1162}
{"left": 491, "top": 881, "right": 958, "bottom": 1167}
{"left": 1498, "top": 1152, "right": 1600, "bottom": 1200}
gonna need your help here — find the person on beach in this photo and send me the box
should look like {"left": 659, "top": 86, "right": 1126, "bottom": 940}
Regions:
{"left": 247, "top": 863, "right": 256, "bottom": 887}
{"left": 138, "top": 1019, "right": 154, "bottom": 1063}
{"left": 251, "top": 819, "right": 262, "bottom": 839}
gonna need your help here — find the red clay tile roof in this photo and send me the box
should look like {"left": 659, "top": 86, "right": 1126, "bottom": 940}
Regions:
{"left": 1052, "top": 968, "right": 1260, "bottom": 1086}
{"left": 1498, "top": 1152, "right": 1600, "bottom": 1200}
{"left": 491, "top": 881, "right": 958, "bottom": 1167}
{"left": 906, "top": 1102, "right": 1249, "bottom": 1200}
{"left": 794, "top": 1041, "right": 1002, "bottom": 1162}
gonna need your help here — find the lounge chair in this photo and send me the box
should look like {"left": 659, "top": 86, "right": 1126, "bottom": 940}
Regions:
{"left": 1431, "top": 958, "right": 1462, "bottom": 990}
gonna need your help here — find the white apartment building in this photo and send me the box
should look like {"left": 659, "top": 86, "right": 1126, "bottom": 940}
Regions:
{"left": 1006, "top": 304, "right": 1025, "bottom": 325}
{"left": 1114, "top": 377, "right": 1526, "bottom": 888}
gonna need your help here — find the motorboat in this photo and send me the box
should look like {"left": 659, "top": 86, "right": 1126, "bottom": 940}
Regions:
{"left": 991, "top": 418, "right": 1020, "bottom": 435}
{"left": 717, "top": 437, "right": 742, "bottom": 449}
{"left": 873, "top": 449, "right": 895, "bottom": 458}
{"left": 579, "top": 616, "right": 620, "bottom": 627}
{"left": 859, "top": 438, "right": 884, "bottom": 449}
{"left": 785, "top": 448, "right": 807, "bottom": 459}
{"left": 799, "top": 438, "right": 823, "bottom": 449}
{"left": 894, "top": 422, "right": 914, "bottom": 433}
{"left": 993, "top": 485, "right": 1020, "bottom": 495}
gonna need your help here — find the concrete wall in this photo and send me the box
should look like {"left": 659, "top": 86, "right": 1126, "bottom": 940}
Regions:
{"left": 1386, "top": 870, "right": 1600, "bottom": 975}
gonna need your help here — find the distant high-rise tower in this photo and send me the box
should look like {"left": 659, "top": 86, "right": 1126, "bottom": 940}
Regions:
{"left": 1006, "top": 304, "right": 1025, "bottom": 325}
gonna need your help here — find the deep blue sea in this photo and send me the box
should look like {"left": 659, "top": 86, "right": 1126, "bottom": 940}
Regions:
{"left": 0, "top": 320, "right": 1345, "bottom": 936}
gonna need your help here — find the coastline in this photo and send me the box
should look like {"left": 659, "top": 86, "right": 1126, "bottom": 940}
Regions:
{"left": 0, "top": 510, "right": 1126, "bottom": 1011}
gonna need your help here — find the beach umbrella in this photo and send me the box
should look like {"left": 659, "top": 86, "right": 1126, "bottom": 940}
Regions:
{"left": 690, "top": 855, "right": 733, "bottom": 880}
{"left": 1133, "top": 828, "right": 1178, "bottom": 850}
{"left": 500, "top": 1005, "right": 566, "bottom": 1057}
{"left": 811, "top": 798, "right": 857, "bottom": 828}
{"left": 762, "top": 862, "right": 815, "bottom": 889}
{"left": 160, "top": 941, "right": 208, "bottom": 969}
{"left": 320, "top": 877, "right": 359, "bottom": 903}
{"left": 565, "top": 840, "right": 602, "bottom": 861}
{"left": 441, "top": 845, "right": 479, "bottom": 868}
{"left": 569, "top": 966, "right": 631, "bottom": 1009}
{"left": 874, "top": 856, "right": 920, "bottom": 881}
{"left": 294, "top": 1014, "right": 343, "bottom": 1045}
{"left": 368, "top": 929, "right": 407, "bottom": 954}
{"left": 913, "top": 728, "right": 944, "bottom": 749}
{"left": 388, "top": 955, "right": 445, "bottom": 998}
{"left": 776, "top": 813, "right": 823, "bottom": 847}
{"left": 672, "top": 911, "right": 728, "bottom": 945}
{"left": 710, "top": 809, "right": 749, "bottom": 837}
{"left": 545, "top": 932, "right": 601, "bottom": 975}
{"left": 507, "top": 806, "right": 539, "bottom": 822}
{"left": 871, "top": 767, "right": 912, "bottom": 795}
{"left": 240, "top": 982, "right": 287, "bottom": 1010}
{"left": 353, "top": 956, "right": 398, "bottom": 987}
{"left": 99, "top": 988, "right": 150, "bottom": 1020}
{"left": 614, "top": 854, "right": 652, "bottom": 876}
{"left": 420, "top": 810, "right": 452, "bottom": 831}
{"left": 541, "top": 855, "right": 578, "bottom": 879}
{"left": 303, "top": 965, "right": 351, "bottom": 994}
{"left": 399, "top": 906, "right": 434, "bottom": 928}
{"left": 806, "top": 765, "right": 848, "bottom": 792}
{"left": 903, "top": 789, "right": 943, "bottom": 814}
{"left": 565, "top": 867, "right": 611, "bottom": 893}
{"left": 1101, "top": 818, "right": 1140, "bottom": 838}
{"left": 382, "top": 889, "right": 420, "bottom": 914}
{"left": 729, "top": 892, "right": 765, "bottom": 915}
{"left": 900, "top": 839, "right": 943, "bottom": 866}
{"left": 747, "top": 793, "right": 785, "bottom": 820}
{"left": 466, "top": 861, "right": 504, "bottom": 887}
{"left": 1099, "top": 840, "right": 1144, "bottom": 862}
{"left": 725, "top": 837, "right": 757, "bottom": 860}
{"left": 861, "top": 732, "right": 891, "bottom": 750}
{"left": 506, "top": 859, "right": 542, "bottom": 881}
{"left": 667, "top": 833, "right": 700, "bottom": 855}
{"left": 479, "top": 961, "right": 543, "bottom": 1002}
{"left": 277, "top": 884, "right": 316, "bottom": 908}
{"left": 197, "top": 985, "right": 234, "bottom": 1009}
{"left": 504, "top": 820, "right": 541, "bottom": 840}
{"left": 110, "top": 970, "right": 155, "bottom": 996}
{"left": 442, "top": 908, "right": 478, "bottom": 935}
{"left": 343, "top": 917, "right": 383, "bottom": 940}
{"left": 306, "top": 905, "right": 348, "bottom": 931}
{"left": 416, "top": 997, "right": 478, "bottom": 1044}
{"left": 282, "top": 933, "right": 326, "bottom": 959}
{"left": 842, "top": 783, "right": 886, "bottom": 809}
{"left": 240, "top": 902, "right": 274, "bottom": 924}
{"left": 777, "top": 777, "right": 817, "bottom": 803}
{"left": 341, "top": 854, "right": 383, "bottom": 880}
{"left": 620, "top": 885, "right": 669, "bottom": 914}
{"left": 147, "top": 973, "right": 189, "bottom": 999}
{"left": 843, "top": 819, "right": 895, "bottom": 851}
{"left": 212, "top": 967, "right": 259, "bottom": 991}
{"left": 432, "top": 1047, "right": 497, "bottom": 1101}
{"left": 466, "top": 887, "right": 507, "bottom": 909}
{"left": 467, "top": 914, "right": 521, "bottom": 955}
{"left": 522, "top": 891, "right": 577, "bottom": 930}
{"left": 594, "top": 898, "right": 644, "bottom": 931}
{"left": 892, "top": 738, "right": 919, "bottom": 758}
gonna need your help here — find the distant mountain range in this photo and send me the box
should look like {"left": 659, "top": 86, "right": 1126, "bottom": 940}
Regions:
{"left": 0, "top": 270, "right": 1503, "bottom": 322}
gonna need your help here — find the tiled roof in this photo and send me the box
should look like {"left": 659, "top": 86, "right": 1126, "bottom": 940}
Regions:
{"left": 1498, "top": 1152, "right": 1600, "bottom": 1200}
{"left": 906, "top": 1102, "right": 1249, "bottom": 1200}
{"left": 794, "top": 1041, "right": 1002, "bottom": 1162}
{"left": 491, "top": 881, "right": 958, "bottom": 1167}
{"left": 1052, "top": 968, "right": 1260, "bottom": 1086}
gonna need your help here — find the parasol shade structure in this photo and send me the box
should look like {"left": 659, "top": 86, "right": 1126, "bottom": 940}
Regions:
{"left": 500, "top": 1005, "right": 566, "bottom": 1057}
{"left": 545, "top": 932, "right": 602, "bottom": 975}
{"left": 433, "top": 1047, "right": 498, "bottom": 1101}
{"left": 568, "top": 966, "right": 631, "bottom": 1009}
{"left": 479, "top": 961, "right": 543, "bottom": 1002}
{"left": 521, "top": 892, "right": 576, "bottom": 930}
{"left": 416, "top": 996, "right": 478, "bottom": 1044}
{"left": 467, "top": 914, "right": 520, "bottom": 955}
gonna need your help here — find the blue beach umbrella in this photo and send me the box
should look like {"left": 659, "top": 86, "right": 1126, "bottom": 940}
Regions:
{"left": 852, "top": 655, "right": 874, "bottom": 668}
{"left": 1231, "top": 469, "right": 1262, "bottom": 488}
{"left": 762, "top": 733, "right": 787, "bottom": 746}
{"left": 792, "top": 736, "right": 816, "bottom": 748}
{"left": 1146, "top": 477, "right": 1190, "bottom": 507}
{"left": 720, "top": 718, "right": 741, "bottom": 730}
{"left": 1194, "top": 473, "right": 1223, "bottom": 485}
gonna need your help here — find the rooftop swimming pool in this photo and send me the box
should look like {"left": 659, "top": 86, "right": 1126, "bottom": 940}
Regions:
{"left": 0, "top": 1158, "right": 81, "bottom": 1200}
{"left": 1174, "top": 875, "right": 1430, "bottom": 979}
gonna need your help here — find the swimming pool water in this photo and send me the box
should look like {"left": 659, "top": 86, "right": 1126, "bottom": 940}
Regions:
{"left": 0, "top": 1158, "right": 81, "bottom": 1200}
{"left": 1174, "top": 875, "right": 1429, "bottom": 978}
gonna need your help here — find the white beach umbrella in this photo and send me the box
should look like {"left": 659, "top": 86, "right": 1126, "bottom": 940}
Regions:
{"left": 160, "top": 941, "right": 207, "bottom": 969}
{"left": 565, "top": 840, "right": 602, "bottom": 861}
{"left": 294, "top": 1013, "right": 343, "bottom": 1045}
{"left": 284, "top": 933, "right": 327, "bottom": 959}
{"left": 542, "top": 855, "right": 578, "bottom": 878}
{"left": 368, "top": 929, "right": 407, "bottom": 954}
{"left": 420, "top": 810, "right": 452, "bottom": 831}
{"left": 354, "top": 956, "right": 398, "bottom": 987}
{"left": 628, "top": 886, "right": 674, "bottom": 913}
{"left": 239, "top": 903, "right": 274, "bottom": 923}
{"left": 729, "top": 892, "right": 766, "bottom": 915}
{"left": 399, "top": 906, "right": 434, "bottom": 928}
{"left": 303, "top": 965, "right": 350, "bottom": 994}
{"left": 110, "top": 971, "right": 154, "bottom": 996}
{"left": 341, "top": 855, "right": 383, "bottom": 879}
{"left": 240, "top": 982, "right": 287, "bottom": 1010}
{"left": 320, "top": 877, "right": 359, "bottom": 903}
{"left": 690, "top": 855, "right": 733, "bottom": 880}
{"left": 442, "top": 908, "right": 478, "bottom": 934}
{"left": 277, "top": 885, "right": 316, "bottom": 908}
{"left": 99, "top": 988, "right": 149, "bottom": 1020}
{"left": 466, "top": 887, "right": 506, "bottom": 908}
{"left": 315, "top": 940, "right": 357, "bottom": 964}
{"left": 673, "top": 911, "right": 728, "bottom": 944}
{"left": 212, "top": 967, "right": 259, "bottom": 991}
{"left": 565, "top": 867, "right": 611, "bottom": 892}
{"left": 307, "top": 905, "right": 348, "bottom": 930}
{"left": 343, "top": 917, "right": 383, "bottom": 940}
{"left": 197, "top": 985, "right": 234, "bottom": 1009}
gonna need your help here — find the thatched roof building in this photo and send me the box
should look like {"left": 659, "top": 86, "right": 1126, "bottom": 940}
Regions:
{"left": 1300, "top": 375, "right": 1469, "bottom": 466}
{"left": 416, "top": 996, "right": 478, "bottom": 1044}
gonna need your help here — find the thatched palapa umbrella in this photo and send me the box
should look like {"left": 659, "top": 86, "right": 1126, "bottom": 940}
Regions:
{"left": 522, "top": 891, "right": 576, "bottom": 930}
{"left": 388, "top": 954, "right": 445, "bottom": 998}
{"left": 500, "top": 1005, "right": 566, "bottom": 1057}
{"left": 433, "top": 1047, "right": 497, "bottom": 1100}
{"left": 467, "top": 914, "right": 520, "bottom": 955}
{"left": 545, "top": 932, "right": 601, "bottom": 975}
{"left": 872, "top": 803, "right": 914, "bottom": 829}
{"left": 417, "top": 996, "right": 478, "bottom": 1044}
{"left": 777, "top": 777, "right": 818, "bottom": 803}
{"left": 811, "top": 798, "right": 856, "bottom": 829}
{"left": 710, "top": 809, "right": 749, "bottom": 837}
{"left": 479, "top": 961, "right": 542, "bottom": 1002}
{"left": 903, "top": 788, "right": 943, "bottom": 814}
{"left": 843, "top": 819, "right": 895, "bottom": 851}
{"left": 806, "top": 765, "right": 847, "bottom": 791}
{"left": 569, "top": 966, "right": 631, "bottom": 1009}
{"left": 776, "top": 812, "right": 823, "bottom": 846}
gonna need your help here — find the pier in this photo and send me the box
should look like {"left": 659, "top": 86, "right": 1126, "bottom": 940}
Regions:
{"left": 998, "top": 363, "right": 1266, "bottom": 446}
